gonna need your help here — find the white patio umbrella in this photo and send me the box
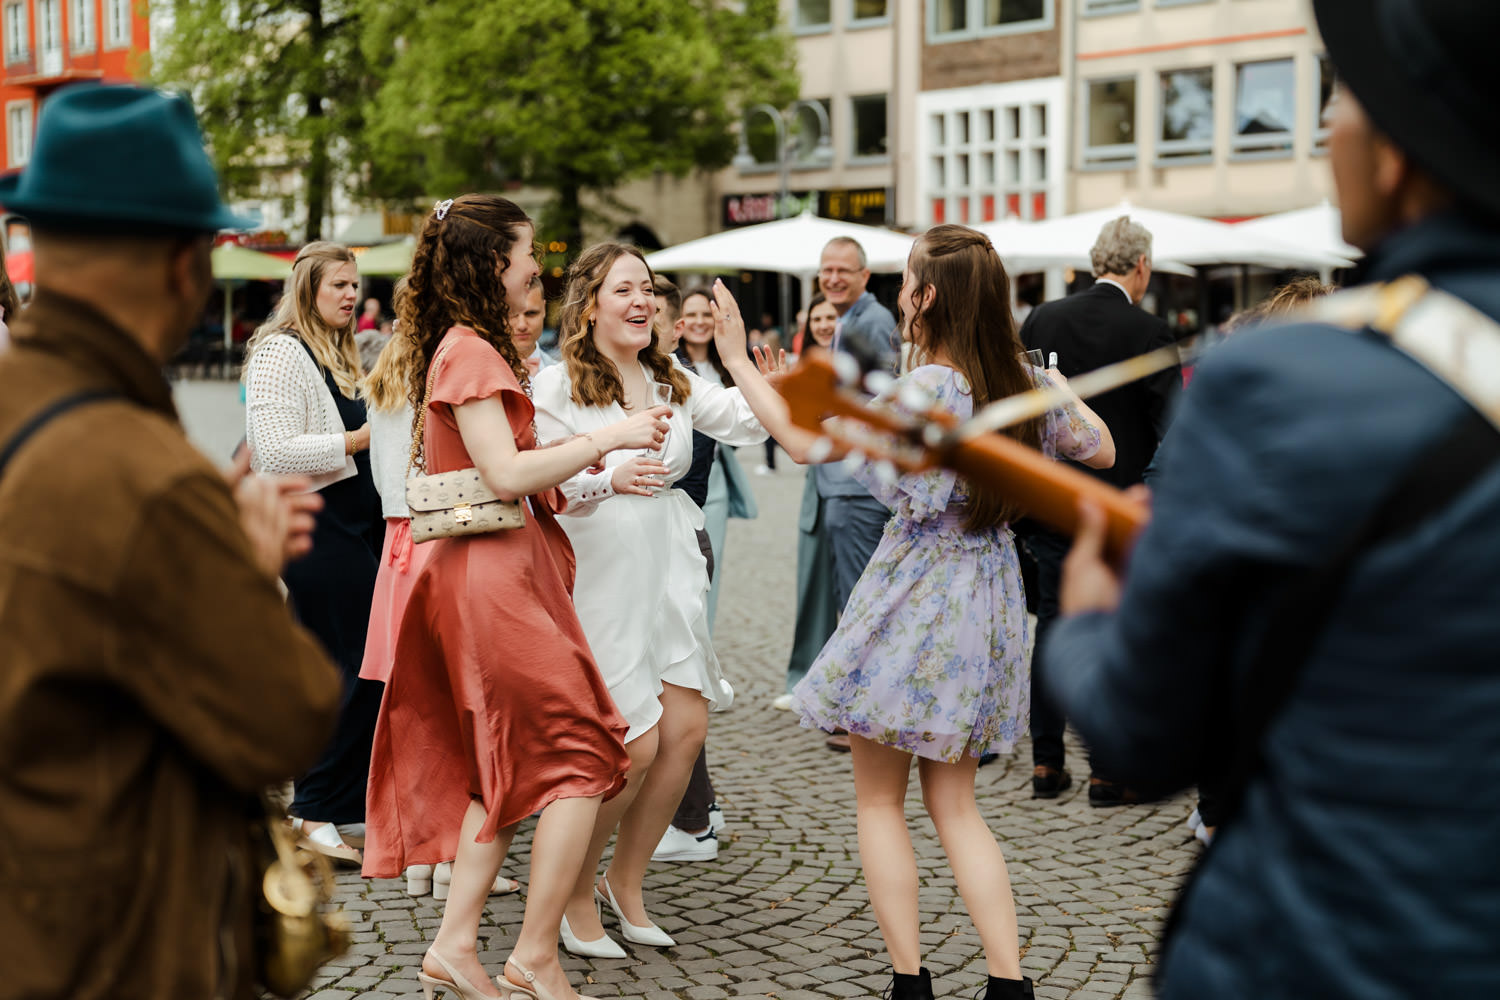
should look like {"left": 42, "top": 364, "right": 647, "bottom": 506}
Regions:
{"left": 644, "top": 212, "right": 915, "bottom": 277}
{"left": 978, "top": 201, "right": 1355, "bottom": 273}
{"left": 1236, "top": 201, "right": 1362, "bottom": 262}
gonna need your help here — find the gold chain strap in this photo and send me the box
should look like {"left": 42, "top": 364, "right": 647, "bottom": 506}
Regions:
{"left": 406, "top": 338, "right": 458, "bottom": 480}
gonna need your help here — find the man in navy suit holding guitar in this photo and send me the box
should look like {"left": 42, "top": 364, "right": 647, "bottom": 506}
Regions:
{"left": 1017, "top": 218, "right": 1178, "bottom": 804}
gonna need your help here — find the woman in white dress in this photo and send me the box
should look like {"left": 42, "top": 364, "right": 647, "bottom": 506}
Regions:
{"left": 532, "top": 243, "right": 773, "bottom": 957}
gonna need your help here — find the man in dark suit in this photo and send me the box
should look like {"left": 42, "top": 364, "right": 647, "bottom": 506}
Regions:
{"left": 1018, "top": 216, "right": 1178, "bottom": 804}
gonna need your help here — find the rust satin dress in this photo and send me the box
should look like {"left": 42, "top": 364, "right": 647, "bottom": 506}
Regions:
{"left": 363, "top": 328, "right": 630, "bottom": 877}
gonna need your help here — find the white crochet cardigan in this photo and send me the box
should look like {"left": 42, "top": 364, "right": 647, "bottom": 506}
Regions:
{"left": 245, "top": 333, "right": 357, "bottom": 491}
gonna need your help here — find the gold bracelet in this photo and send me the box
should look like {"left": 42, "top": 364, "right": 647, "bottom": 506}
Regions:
{"left": 345, "top": 431, "right": 355, "bottom": 455}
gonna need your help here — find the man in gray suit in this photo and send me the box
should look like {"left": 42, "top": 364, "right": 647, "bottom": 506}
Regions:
{"left": 778, "top": 238, "right": 895, "bottom": 752}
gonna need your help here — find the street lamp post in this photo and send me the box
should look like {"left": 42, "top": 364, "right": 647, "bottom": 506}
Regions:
{"left": 733, "top": 101, "right": 834, "bottom": 347}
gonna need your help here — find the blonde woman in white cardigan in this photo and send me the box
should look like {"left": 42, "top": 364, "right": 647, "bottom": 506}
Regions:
{"left": 244, "top": 241, "right": 385, "bottom": 866}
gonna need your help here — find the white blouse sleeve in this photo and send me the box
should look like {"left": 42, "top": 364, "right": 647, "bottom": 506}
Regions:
{"left": 684, "top": 370, "right": 768, "bottom": 447}
{"left": 530, "top": 367, "right": 613, "bottom": 517}
{"left": 245, "top": 335, "right": 347, "bottom": 476}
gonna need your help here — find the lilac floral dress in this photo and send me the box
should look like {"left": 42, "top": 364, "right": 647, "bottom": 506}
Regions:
{"left": 792, "top": 364, "right": 1102, "bottom": 763}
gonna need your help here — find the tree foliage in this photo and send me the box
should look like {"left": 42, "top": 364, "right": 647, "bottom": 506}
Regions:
{"left": 359, "top": 0, "right": 798, "bottom": 250}
{"left": 151, "top": 0, "right": 371, "bottom": 240}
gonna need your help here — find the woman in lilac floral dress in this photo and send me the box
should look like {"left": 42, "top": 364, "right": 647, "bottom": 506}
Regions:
{"left": 728, "top": 225, "right": 1115, "bottom": 1000}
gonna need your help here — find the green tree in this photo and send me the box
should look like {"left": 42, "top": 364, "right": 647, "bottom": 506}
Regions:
{"left": 360, "top": 0, "right": 797, "bottom": 252}
{"left": 151, "top": 0, "right": 370, "bottom": 241}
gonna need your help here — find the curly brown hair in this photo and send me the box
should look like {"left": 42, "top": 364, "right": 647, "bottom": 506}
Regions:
{"left": 906, "top": 224, "right": 1042, "bottom": 532}
{"left": 558, "top": 242, "right": 689, "bottom": 407}
{"left": 400, "top": 195, "right": 535, "bottom": 412}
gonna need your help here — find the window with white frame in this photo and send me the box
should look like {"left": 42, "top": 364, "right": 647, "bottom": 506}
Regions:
{"left": 4, "top": 2, "right": 27, "bottom": 63}
{"left": 927, "top": 96, "right": 1052, "bottom": 226}
{"left": 850, "top": 93, "right": 888, "bottom": 160}
{"left": 794, "top": 0, "right": 831, "bottom": 31}
{"left": 106, "top": 0, "right": 131, "bottom": 47}
{"left": 851, "top": 0, "right": 888, "bottom": 22}
{"left": 1315, "top": 54, "right": 1334, "bottom": 150}
{"left": 1158, "top": 67, "right": 1214, "bottom": 161}
{"left": 1233, "top": 58, "right": 1295, "bottom": 156}
{"left": 1083, "top": 77, "right": 1137, "bottom": 166}
{"left": 7, "top": 101, "right": 33, "bottom": 166}
{"left": 931, "top": 0, "right": 1049, "bottom": 41}
{"left": 39, "top": 0, "right": 61, "bottom": 60}
{"left": 70, "top": 0, "right": 95, "bottom": 51}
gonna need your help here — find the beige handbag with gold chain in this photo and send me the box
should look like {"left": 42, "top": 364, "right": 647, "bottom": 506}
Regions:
{"left": 405, "top": 337, "right": 525, "bottom": 542}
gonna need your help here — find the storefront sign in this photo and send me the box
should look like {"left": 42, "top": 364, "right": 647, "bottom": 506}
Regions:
{"left": 721, "top": 187, "right": 890, "bottom": 228}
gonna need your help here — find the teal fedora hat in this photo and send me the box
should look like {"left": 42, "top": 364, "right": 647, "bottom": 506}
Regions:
{"left": 0, "top": 83, "right": 255, "bottom": 232}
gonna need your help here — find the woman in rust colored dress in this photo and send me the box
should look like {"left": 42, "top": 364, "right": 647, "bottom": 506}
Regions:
{"left": 362, "top": 195, "right": 673, "bottom": 1000}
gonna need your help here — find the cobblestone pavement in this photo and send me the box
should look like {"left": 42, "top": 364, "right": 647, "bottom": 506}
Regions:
{"left": 173, "top": 384, "right": 1196, "bottom": 1000}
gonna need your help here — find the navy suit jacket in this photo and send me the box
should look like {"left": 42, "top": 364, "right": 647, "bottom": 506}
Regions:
{"left": 1044, "top": 212, "right": 1500, "bottom": 998}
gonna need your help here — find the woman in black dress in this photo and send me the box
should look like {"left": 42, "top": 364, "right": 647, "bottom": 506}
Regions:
{"left": 244, "top": 241, "right": 385, "bottom": 863}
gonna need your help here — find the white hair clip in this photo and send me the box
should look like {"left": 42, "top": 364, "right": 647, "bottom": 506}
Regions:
{"left": 435, "top": 198, "right": 454, "bottom": 220}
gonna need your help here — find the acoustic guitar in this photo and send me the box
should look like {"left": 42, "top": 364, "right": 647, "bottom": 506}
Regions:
{"left": 777, "top": 354, "right": 1151, "bottom": 565}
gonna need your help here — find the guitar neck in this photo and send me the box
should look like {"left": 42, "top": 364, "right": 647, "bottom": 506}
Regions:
{"left": 936, "top": 432, "right": 1147, "bottom": 564}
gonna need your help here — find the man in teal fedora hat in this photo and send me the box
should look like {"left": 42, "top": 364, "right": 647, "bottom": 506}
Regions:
{"left": 0, "top": 83, "right": 342, "bottom": 999}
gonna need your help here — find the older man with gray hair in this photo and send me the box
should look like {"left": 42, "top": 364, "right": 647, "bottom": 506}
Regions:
{"left": 1015, "top": 215, "right": 1178, "bottom": 805}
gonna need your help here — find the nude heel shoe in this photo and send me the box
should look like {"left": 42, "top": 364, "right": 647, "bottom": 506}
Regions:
{"left": 501, "top": 956, "right": 598, "bottom": 1000}
{"left": 417, "top": 949, "right": 500, "bottom": 1000}
{"left": 594, "top": 873, "right": 675, "bottom": 947}
{"left": 432, "top": 862, "right": 523, "bottom": 901}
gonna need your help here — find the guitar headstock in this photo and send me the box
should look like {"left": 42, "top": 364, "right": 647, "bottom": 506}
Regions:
{"left": 777, "top": 351, "right": 947, "bottom": 480}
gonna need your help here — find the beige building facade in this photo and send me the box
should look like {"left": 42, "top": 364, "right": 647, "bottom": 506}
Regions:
{"left": 1070, "top": 0, "right": 1334, "bottom": 218}
{"left": 712, "top": 0, "right": 922, "bottom": 233}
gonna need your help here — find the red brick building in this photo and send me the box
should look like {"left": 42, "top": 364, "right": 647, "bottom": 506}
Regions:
{"left": 1, "top": 0, "right": 150, "bottom": 168}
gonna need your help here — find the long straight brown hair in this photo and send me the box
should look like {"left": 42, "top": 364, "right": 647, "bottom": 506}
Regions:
{"left": 905, "top": 224, "right": 1041, "bottom": 531}
{"left": 244, "top": 241, "right": 363, "bottom": 396}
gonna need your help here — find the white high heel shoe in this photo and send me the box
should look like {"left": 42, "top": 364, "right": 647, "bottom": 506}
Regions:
{"left": 559, "top": 912, "right": 627, "bottom": 959}
{"left": 594, "top": 874, "right": 675, "bottom": 948}
{"left": 407, "top": 864, "right": 434, "bottom": 896}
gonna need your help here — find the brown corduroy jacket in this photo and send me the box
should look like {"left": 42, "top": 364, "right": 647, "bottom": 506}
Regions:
{"left": 0, "top": 290, "right": 342, "bottom": 1000}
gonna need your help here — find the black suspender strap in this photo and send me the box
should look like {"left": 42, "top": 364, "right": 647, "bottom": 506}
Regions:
{"left": 0, "top": 390, "right": 122, "bottom": 479}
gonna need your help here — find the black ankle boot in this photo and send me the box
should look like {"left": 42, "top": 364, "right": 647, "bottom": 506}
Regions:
{"left": 889, "top": 967, "right": 934, "bottom": 1000}
{"left": 982, "top": 975, "right": 1034, "bottom": 1000}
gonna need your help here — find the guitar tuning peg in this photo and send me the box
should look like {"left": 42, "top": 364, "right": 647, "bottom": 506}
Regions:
{"left": 863, "top": 371, "right": 896, "bottom": 398}
{"left": 840, "top": 451, "right": 865, "bottom": 475}
{"left": 832, "top": 353, "right": 862, "bottom": 387}
{"left": 806, "top": 437, "right": 835, "bottom": 463}
{"left": 898, "top": 384, "right": 935, "bottom": 412}
{"left": 872, "top": 460, "right": 899, "bottom": 486}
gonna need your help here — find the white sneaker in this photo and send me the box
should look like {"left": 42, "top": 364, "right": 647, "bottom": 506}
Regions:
{"left": 707, "top": 802, "right": 727, "bottom": 835}
{"left": 652, "top": 825, "right": 718, "bottom": 862}
{"left": 772, "top": 693, "right": 794, "bottom": 711}
{"left": 755, "top": 465, "right": 773, "bottom": 475}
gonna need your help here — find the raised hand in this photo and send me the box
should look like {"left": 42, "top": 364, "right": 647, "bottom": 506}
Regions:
{"left": 752, "top": 344, "right": 791, "bottom": 390}
{"left": 710, "top": 279, "right": 749, "bottom": 360}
